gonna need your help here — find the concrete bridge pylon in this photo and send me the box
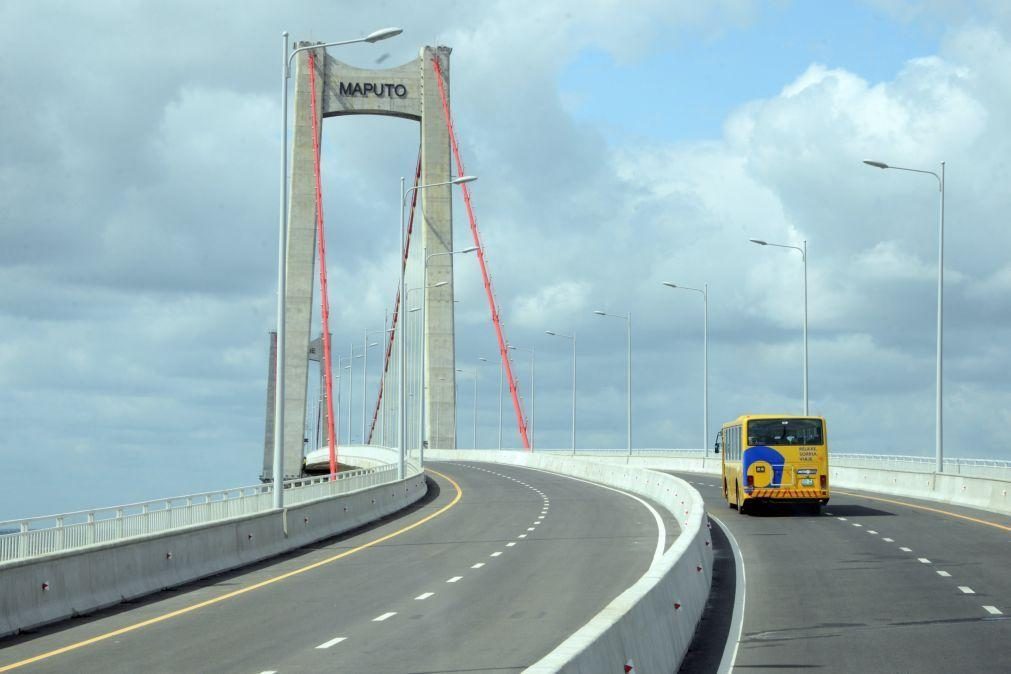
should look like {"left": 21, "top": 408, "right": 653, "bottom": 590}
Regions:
{"left": 263, "top": 44, "right": 458, "bottom": 480}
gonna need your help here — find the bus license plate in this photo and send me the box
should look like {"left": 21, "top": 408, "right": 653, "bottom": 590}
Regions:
{"left": 801, "top": 478, "right": 815, "bottom": 487}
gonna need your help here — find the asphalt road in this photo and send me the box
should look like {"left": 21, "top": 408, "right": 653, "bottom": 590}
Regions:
{"left": 0, "top": 461, "right": 673, "bottom": 674}
{"left": 669, "top": 471, "right": 1011, "bottom": 673}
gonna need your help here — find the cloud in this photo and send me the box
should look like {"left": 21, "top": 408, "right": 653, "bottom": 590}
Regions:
{"left": 3, "top": 1, "right": 1011, "bottom": 519}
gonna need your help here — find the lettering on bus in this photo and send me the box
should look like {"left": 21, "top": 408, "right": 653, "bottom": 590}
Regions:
{"left": 798, "top": 446, "right": 818, "bottom": 461}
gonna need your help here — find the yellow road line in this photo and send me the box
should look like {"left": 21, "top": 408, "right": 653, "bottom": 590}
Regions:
{"left": 834, "top": 489, "right": 1011, "bottom": 532}
{"left": 0, "top": 469, "right": 462, "bottom": 672}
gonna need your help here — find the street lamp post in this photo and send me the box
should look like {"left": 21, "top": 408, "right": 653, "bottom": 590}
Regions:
{"left": 456, "top": 367, "right": 479, "bottom": 449}
{"left": 408, "top": 282, "right": 447, "bottom": 461}
{"left": 420, "top": 246, "right": 478, "bottom": 460}
{"left": 406, "top": 306, "right": 421, "bottom": 458}
{"left": 478, "top": 357, "right": 490, "bottom": 449}
{"left": 508, "top": 345, "right": 535, "bottom": 449}
{"left": 497, "top": 355, "right": 503, "bottom": 450}
{"left": 361, "top": 335, "right": 379, "bottom": 444}
{"left": 400, "top": 176, "right": 476, "bottom": 477}
{"left": 594, "top": 311, "right": 632, "bottom": 457}
{"left": 662, "top": 282, "right": 709, "bottom": 451}
{"left": 864, "top": 159, "right": 945, "bottom": 473}
{"left": 273, "top": 27, "right": 401, "bottom": 507}
{"left": 334, "top": 357, "right": 344, "bottom": 449}
{"left": 750, "top": 238, "right": 808, "bottom": 415}
{"left": 545, "top": 331, "right": 577, "bottom": 454}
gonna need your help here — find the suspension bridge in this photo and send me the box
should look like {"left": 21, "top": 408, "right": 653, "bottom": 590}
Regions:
{"left": 0, "top": 36, "right": 1008, "bottom": 674}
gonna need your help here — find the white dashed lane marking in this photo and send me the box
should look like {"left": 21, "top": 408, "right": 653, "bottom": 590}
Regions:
{"left": 815, "top": 486, "right": 1008, "bottom": 622}
{"left": 490, "top": 551, "right": 502, "bottom": 557}
{"left": 373, "top": 612, "right": 396, "bottom": 622}
{"left": 447, "top": 576, "right": 463, "bottom": 583}
{"left": 415, "top": 592, "right": 435, "bottom": 600}
{"left": 316, "top": 637, "right": 347, "bottom": 649}
{"left": 506, "top": 542, "right": 516, "bottom": 547}
{"left": 471, "top": 562, "right": 485, "bottom": 569}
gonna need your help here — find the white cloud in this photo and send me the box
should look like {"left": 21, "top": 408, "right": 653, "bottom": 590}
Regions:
{"left": 3, "top": 1, "right": 1011, "bottom": 518}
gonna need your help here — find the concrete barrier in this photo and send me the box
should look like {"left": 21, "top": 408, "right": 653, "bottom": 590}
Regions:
{"left": 829, "top": 465, "right": 1011, "bottom": 515}
{"left": 304, "top": 444, "right": 401, "bottom": 471}
{"left": 578, "top": 452, "right": 1010, "bottom": 516}
{"left": 426, "top": 450, "right": 713, "bottom": 674}
{"left": 0, "top": 471, "right": 427, "bottom": 637}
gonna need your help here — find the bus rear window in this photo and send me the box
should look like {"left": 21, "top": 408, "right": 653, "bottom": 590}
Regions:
{"left": 747, "top": 419, "right": 824, "bottom": 446}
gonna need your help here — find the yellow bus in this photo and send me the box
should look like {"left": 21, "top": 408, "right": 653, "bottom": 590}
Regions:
{"left": 716, "top": 414, "right": 829, "bottom": 514}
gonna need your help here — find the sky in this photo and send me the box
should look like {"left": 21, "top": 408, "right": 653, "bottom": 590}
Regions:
{"left": 2, "top": 0, "right": 1010, "bottom": 519}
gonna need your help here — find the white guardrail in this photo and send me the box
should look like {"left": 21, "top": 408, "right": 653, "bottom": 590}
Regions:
{"left": 534, "top": 448, "right": 1011, "bottom": 478}
{"left": 0, "top": 462, "right": 408, "bottom": 564}
{"left": 529, "top": 448, "right": 1011, "bottom": 514}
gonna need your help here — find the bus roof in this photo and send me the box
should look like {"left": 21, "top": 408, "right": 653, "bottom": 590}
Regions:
{"left": 722, "top": 414, "right": 826, "bottom": 427}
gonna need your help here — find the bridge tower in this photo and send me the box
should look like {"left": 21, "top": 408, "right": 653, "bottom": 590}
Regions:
{"left": 263, "top": 44, "right": 459, "bottom": 480}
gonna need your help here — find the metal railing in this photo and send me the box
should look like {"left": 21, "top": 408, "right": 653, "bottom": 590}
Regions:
{"left": 529, "top": 448, "right": 1009, "bottom": 477}
{"left": 532, "top": 448, "right": 707, "bottom": 457}
{"left": 830, "top": 453, "right": 1011, "bottom": 480}
{"left": 0, "top": 462, "right": 416, "bottom": 565}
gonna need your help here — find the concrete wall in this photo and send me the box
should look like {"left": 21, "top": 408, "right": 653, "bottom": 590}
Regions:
{"left": 303, "top": 444, "right": 400, "bottom": 471}
{"left": 0, "top": 473, "right": 427, "bottom": 637}
{"left": 829, "top": 465, "right": 1011, "bottom": 515}
{"left": 568, "top": 453, "right": 1010, "bottom": 516}
{"left": 426, "top": 450, "right": 713, "bottom": 674}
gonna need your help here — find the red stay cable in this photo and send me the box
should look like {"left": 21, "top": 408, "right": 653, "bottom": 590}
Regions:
{"left": 308, "top": 52, "right": 339, "bottom": 477}
{"left": 430, "top": 55, "right": 531, "bottom": 450}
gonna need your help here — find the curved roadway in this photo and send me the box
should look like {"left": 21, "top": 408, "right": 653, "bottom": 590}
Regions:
{"left": 0, "top": 461, "right": 673, "bottom": 674}
{"left": 670, "top": 471, "right": 1011, "bottom": 673}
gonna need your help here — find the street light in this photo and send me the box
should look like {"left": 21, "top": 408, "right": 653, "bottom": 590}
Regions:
{"left": 400, "top": 177, "right": 476, "bottom": 477}
{"left": 864, "top": 158, "right": 946, "bottom": 473}
{"left": 420, "top": 246, "right": 478, "bottom": 461}
{"left": 343, "top": 359, "right": 353, "bottom": 444}
{"left": 508, "top": 345, "right": 535, "bottom": 449}
{"left": 492, "top": 352, "right": 503, "bottom": 451}
{"left": 335, "top": 355, "right": 348, "bottom": 450}
{"left": 749, "top": 238, "right": 808, "bottom": 415}
{"left": 478, "top": 357, "right": 489, "bottom": 449}
{"left": 545, "top": 330, "right": 577, "bottom": 455}
{"left": 361, "top": 336, "right": 379, "bottom": 444}
{"left": 405, "top": 284, "right": 444, "bottom": 458}
{"left": 273, "top": 27, "right": 401, "bottom": 507}
{"left": 594, "top": 310, "right": 631, "bottom": 457}
{"left": 456, "top": 366, "right": 479, "bottom": 449}
{"left": 662, "top": 282, "right": 709, "bottom": 451}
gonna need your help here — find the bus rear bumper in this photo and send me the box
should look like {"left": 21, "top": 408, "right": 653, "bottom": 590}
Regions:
{"left": 745, "top": 488, "right": 829, "bottom": 502}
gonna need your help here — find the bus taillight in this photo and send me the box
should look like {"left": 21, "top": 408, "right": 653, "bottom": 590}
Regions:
{"left": 820, "top": 475, "right": 827, "bottom": 488}
{"left": 746, "top": 475, "right": 754, "bottom": 487}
